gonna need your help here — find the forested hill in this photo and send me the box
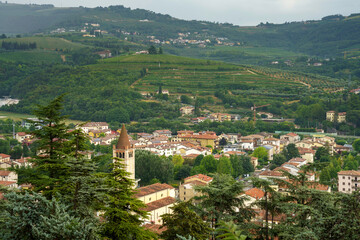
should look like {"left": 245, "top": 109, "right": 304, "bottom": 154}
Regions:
{"left": 0, "top": 3, "right": 360, "bottom": 57}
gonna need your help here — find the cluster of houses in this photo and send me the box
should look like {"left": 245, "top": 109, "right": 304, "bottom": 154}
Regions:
{"left": 0, "top": 97, "right": 19, "bottom": 107}
{"left": 1, "top": 122, "right": 358, "bottom": 233}
{"left": 179, "top": 105, "right": 241, "bottom": 122}
{"left": 0, "top": 153, "right": 32, "bottom": 198}
{"left": 326, "top": 110, "right": 346, "bottom": 123}
{"left": 146, "top": 32, "right": 238, "bottom": 48}
{"left": 80, "top": 23, "right": 108, "bottom": 38}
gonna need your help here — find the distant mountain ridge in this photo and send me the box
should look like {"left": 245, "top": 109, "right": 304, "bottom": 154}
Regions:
{"left": 0, "top": 3, "right": 360, "bottom": 57}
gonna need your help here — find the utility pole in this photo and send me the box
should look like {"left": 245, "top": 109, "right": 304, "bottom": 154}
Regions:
{"left": 13, "top": 120, "right": 15, "bottom": 139}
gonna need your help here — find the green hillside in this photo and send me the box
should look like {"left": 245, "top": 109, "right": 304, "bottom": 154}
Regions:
{"left": 0, "top": 37, "right": 86, "bottom": 50}
{"left": 1, "top": 3, "right": 360, "bottom": 59}
{"left": 0, "top": 54, "right": 348, "bottom": 123}
{"left": 0, "top": 50, "right": 63, "bottom": 63}
{"left": 0, "top": 3, "right": 82, "bottom": 34}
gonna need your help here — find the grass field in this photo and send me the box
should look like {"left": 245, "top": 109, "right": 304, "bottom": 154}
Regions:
{"left": 210, "top": 46, "right": 305, "bottom": 58}
{"left": 0, "top": 50, "right": 63, "bottom": 63}
{"left": 0, "top": 111, "right": 84, "bottom": 125}
{"left": 0, "top": 37, "right": 86, "bottom": 50}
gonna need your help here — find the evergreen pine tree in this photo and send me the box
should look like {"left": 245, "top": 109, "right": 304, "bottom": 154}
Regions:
{"left": 194, "top": 174, "right": 254, "bottom": 235}
{"left": 100, "top": 159, "right": 156, "bottom": 239}
{"left": 26, "top": 95, "right": 71, "bottom": 198}
{"left": 161, "top": 202, "right": 211, "bottom": 240}
{"left": 0, "top": 192, "right": 98, "bottom": 240}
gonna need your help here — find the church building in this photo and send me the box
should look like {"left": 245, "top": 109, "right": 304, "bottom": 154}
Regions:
{"left": 113, "top": 124, "right": 136, "bottom": 185}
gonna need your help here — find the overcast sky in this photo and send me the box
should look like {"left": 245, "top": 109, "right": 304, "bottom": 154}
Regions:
{"left": 7, "top": 0, "right": 360, "bottom": 26}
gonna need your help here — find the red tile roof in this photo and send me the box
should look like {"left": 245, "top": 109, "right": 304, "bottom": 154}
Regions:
{"left": 279, "top": 180, "right": 329, "bottom": 192}
{"left": 0, "top": 170, "right": 11, "bottom": 176}
{"left": 143, "top": 224, "right": 167, "bottom": 235}
{"left": 0, "top": 153, "right": 10, "bottom": 158}
{"left": 274, "top": 167, "right": 291, "bottom": 173}
{"left": 135, "top": 183, "right": 174, "bottom": 198}
{"left": 298, "top": 148, "right": 315, "bottom": 154}
{"left": 307, "top": 182, "right": 330, "bottom": 191}
{"left": 183, "top": 180, "right": 208, "bottom": 186}
{"left": 0, "top": 181, "right": 16, "bottom": 186}
{"left": 184, "top": 174, "right": 213, "bottom": 183}
{"left": 338, "top": 170, "right": 360, "bottom": 176}
{"left": 83, "top": 122, "right": 108, "bottom": 127}
{"left": 116, "top": 124, "right": 131, "bottom": 149}
{"left": 245, "top": 188, "right": 265, "bottom": 199}
{"left": 144, "top": 197, "right": 176, "bottom": 211}
{"left": 259, "top": 170, "right": 284, "bottom": 177}
{"left": 287, "top": 132, "right": 298, "bottom": 137}
{"left": 180, "top": 134, "right": 217, "bottom": 140}
{"left": 289, "top": 157, "right": 307, "bottom": 162}
{"left": 283, "top": 162, "right": 301, "bottom": 167}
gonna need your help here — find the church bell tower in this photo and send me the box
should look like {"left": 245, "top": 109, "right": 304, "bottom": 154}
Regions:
{"left": 113, "top": 124, "right": 135, "bottom": 183}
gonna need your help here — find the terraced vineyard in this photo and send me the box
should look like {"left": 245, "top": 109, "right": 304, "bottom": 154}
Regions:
{"left": 104, "top": 54, "right": 307, "bottom": 98}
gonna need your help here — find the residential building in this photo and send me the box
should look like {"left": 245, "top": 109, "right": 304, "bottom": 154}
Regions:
{"left": 326, "top": 111, "right": 346, "bottom": 123}
{"left": 179, "top": 174, "right": 213, "bottom": 202}
{"left": 191, "top": 117, "right": 207, "bottom": 124}
{"left": 177, "top": 131, "right": 217, "bottom": 148}
{"left": 250, "top": 157, "right": 259, "bottom": 168}
{"left": 0, "top": 154, "right": 10, "bottom": 163}
{"left": 297, "top": 148, "right": 315, "bottom": 163}
{"left": 326, "top": 111, "right": 336, "bottom": 122}
{"left": 153, "top": 130, "right": 172, "bottom": 138}
{"left": 239, "top": 139, "right": 255, "bottom": 151}
{"left": 243, "top": 188, "right": 265, "bottom": 207}
{"left": 259, "top": 170, "right": 287, "bottom": 180}
{"left": 337, "top": 112, "right": 346, "bottom": 123}
{"left": 350, "top": 88, "right": 360, "bottom": 94}
{"left": 100, "top": 134, "right": 118, "bottom": 145}
{"left": 80, "top": 122, "right": 109, "bottom": 134}
{"left": 338, "top": 170, "right": 360, "bottom": 193}
{"left": 223, "top": 145, "right": 240, "bottom": 153}
{"left": 241, "top": 134, "right": 265, "bottom": 147}
{"left": 261, "top": 145, "right": 274, "bottom": 160}
{"left": 95, "top": 50, "right": 112, "bottom": 58}
{"left": 15, "top": 132, "right": 32, "bottom": 143}
{"left": 209, "top": 113, "right": 232, "bottom": 122}
{"left": 280, "top": 133, "right": 300, "bottom": 144}
{"left": 135, "top": 183, "right": 176, "bottom": 224}
{"left": 88, "top": 129, "right": 112, "bottom": 138}
{"left": 262, "top": 137, "right": 280, "bottom": 154}
{"left": 180, "top": 106, "right": 195, "bottom": 115}
{"left": 0, "top": 170, "right": 18, "bottom": 182}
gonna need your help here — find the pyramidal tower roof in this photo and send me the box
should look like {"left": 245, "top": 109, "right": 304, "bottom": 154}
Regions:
{"left": 116, "top": 124, "right": 131, "bottom": 149}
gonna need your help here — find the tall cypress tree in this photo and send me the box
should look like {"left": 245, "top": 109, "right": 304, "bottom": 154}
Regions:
{"left": 27, "top": 95, "right": 70, "bottom": 198}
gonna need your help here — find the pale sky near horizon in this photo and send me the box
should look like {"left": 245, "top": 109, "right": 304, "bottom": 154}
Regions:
{"left": 6, "top": 0, "right": 360, "bottom": 26}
